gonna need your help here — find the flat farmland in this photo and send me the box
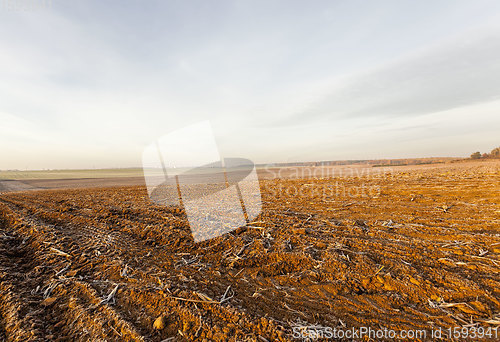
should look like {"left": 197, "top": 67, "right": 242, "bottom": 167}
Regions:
{"left": 0, "top": 160, "right": 499, "bottom": 341}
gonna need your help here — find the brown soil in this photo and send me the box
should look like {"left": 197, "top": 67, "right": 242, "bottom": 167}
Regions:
{"left": 0, "top": 160, "right": 499, "bottom": 341}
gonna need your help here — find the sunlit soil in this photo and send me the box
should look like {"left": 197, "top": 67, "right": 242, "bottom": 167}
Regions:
{"left": 0, "top": 160, "right": 499, "bottom": 341}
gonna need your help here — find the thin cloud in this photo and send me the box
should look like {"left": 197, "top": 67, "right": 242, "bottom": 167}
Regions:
{"left": 280, "top": 30, "right": 500, "bottom": 126}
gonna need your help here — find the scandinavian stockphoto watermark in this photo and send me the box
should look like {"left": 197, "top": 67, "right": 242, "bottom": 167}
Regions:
{"left": 142, "top": 121, "right": 262, "bottom": 242}
{"left": 261, "top": 164, "right": 393, "bottom": 201}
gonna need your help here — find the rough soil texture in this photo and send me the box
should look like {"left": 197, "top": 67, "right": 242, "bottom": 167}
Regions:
{"left": 0, "top": 180, "right": 37, "bottom": 193}
{"left": 0, "top": 160, "right": 499, "bottom": 341}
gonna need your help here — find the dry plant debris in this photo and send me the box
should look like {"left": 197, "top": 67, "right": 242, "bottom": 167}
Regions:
{"left": 0, "top": 160, "right": 499, "bottom": 341}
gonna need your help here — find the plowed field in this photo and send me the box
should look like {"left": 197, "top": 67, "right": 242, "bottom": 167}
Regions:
{"left": 0, "top": 160, "right": 499, "bottom": 341}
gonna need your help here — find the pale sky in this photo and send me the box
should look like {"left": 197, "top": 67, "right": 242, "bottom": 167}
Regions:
{"left": 1, "top": 0, "right": 500, "bottom": 169}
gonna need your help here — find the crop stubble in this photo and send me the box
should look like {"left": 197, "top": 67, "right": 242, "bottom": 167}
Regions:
{"left": 0, "top": 160, "right": 499, "bottom": 341}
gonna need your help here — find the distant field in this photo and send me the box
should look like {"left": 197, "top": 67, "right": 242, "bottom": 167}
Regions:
{"left": 0, "top": 157, "right": 455, "bottom": 181}
{"left": 0, "top": 161, "right": 480, "bottom": 193}
{"left": 0, "top": 168, "right": 145, "bottom": 180}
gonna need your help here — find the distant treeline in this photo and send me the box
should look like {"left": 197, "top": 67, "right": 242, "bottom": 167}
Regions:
{"left": 470, "top": 146, "right": 500, "bottom": 159}
{"left": 260, "top": 157, "right": 456, "bottom": 168}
